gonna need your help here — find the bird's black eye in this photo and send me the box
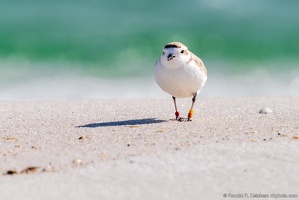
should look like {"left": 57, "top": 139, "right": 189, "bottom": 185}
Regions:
{"left": 180, "top": 50, "right": 184, "bottom": 54}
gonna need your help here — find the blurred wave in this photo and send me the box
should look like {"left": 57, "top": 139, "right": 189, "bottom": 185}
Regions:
{"left": 1, "top": 60, "right": 298, "bottom": 100}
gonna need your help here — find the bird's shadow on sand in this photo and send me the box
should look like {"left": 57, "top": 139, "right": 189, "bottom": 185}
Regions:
{"left": 76, "top": 118, "right": 167, "bottom": 128}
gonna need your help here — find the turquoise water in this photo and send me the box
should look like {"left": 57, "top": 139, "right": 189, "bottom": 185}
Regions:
{"left": 0, "top": 0, "right": 299, "bottom": 98}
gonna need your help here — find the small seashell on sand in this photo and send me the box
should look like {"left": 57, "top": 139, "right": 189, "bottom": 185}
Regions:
{"left": 259, "top": 108, "right": 272, "bottom": 114}
{"left": 72, "top": 159, "right": 83, "bottom": 165}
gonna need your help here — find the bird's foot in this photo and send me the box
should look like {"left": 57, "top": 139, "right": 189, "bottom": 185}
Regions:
{"left": 177, "top": 117, "right": 192, "bottom": 122}
{"left": 171, "top": 110, "right": 194, "bottom": 122}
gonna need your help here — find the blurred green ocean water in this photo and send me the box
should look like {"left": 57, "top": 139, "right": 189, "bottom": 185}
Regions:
{"left": 0, "top": 0, "right": 299, "bottom": 99}
{"left": 1, "top": 0, "right": 299, "bottom": 72}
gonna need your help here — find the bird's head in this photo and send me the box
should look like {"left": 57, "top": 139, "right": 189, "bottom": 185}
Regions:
{"left": 160, "top": 42, "right": 191, "bottom": 69}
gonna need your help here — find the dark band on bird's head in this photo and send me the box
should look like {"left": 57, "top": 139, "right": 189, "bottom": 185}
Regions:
{"left": 164, "top": 44, "right": 181, "bottom": 49}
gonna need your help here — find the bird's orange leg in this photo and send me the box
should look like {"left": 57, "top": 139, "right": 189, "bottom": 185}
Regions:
{"left": 188, "top": 93, "right": 197, "bottom": 121}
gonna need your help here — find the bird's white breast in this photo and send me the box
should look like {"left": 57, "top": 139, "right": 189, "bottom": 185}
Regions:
{"left": 154, "top": 59, "right": 207, "bottom": 98}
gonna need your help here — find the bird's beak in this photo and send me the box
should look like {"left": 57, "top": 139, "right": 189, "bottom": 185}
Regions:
{"left": 167, "top": 54, "right": 175, "bottom": 61}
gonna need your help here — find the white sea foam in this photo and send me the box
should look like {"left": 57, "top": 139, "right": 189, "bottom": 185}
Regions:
{"left": 0, "top": 60, "right": 298, "bottom": 100}
{"left": 0, "top": 72, "right": 298, "bottom": 100}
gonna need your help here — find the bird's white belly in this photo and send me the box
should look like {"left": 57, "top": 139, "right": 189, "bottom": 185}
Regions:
{"left": 154, "top": 63, "right": 206, "bottom": 98}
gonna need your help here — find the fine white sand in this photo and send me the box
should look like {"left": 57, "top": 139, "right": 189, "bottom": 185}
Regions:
{"left": 0, "top": 97, "right": 299, "bottom": 199}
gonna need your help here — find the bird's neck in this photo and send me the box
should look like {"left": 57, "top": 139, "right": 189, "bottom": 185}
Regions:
{"left": 161, "top": 58, "right": 184, "bottom": 70}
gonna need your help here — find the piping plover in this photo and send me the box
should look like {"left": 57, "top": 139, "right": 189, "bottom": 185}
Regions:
{"left": 154, "top": 42, "right": 207, "bottom": 121}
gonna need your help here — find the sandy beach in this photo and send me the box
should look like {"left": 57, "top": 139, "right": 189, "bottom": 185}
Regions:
{"left": 0, "top": 97, "right": 299, "bottom": 200}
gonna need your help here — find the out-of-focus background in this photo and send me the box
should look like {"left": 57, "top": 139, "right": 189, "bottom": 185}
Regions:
{"left": 1, "top": 0, "right": 299, "bottom": 99}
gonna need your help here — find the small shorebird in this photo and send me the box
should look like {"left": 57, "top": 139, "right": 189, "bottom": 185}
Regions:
{"left": 154, "top": 42, "right": 207, "bottom": 121}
